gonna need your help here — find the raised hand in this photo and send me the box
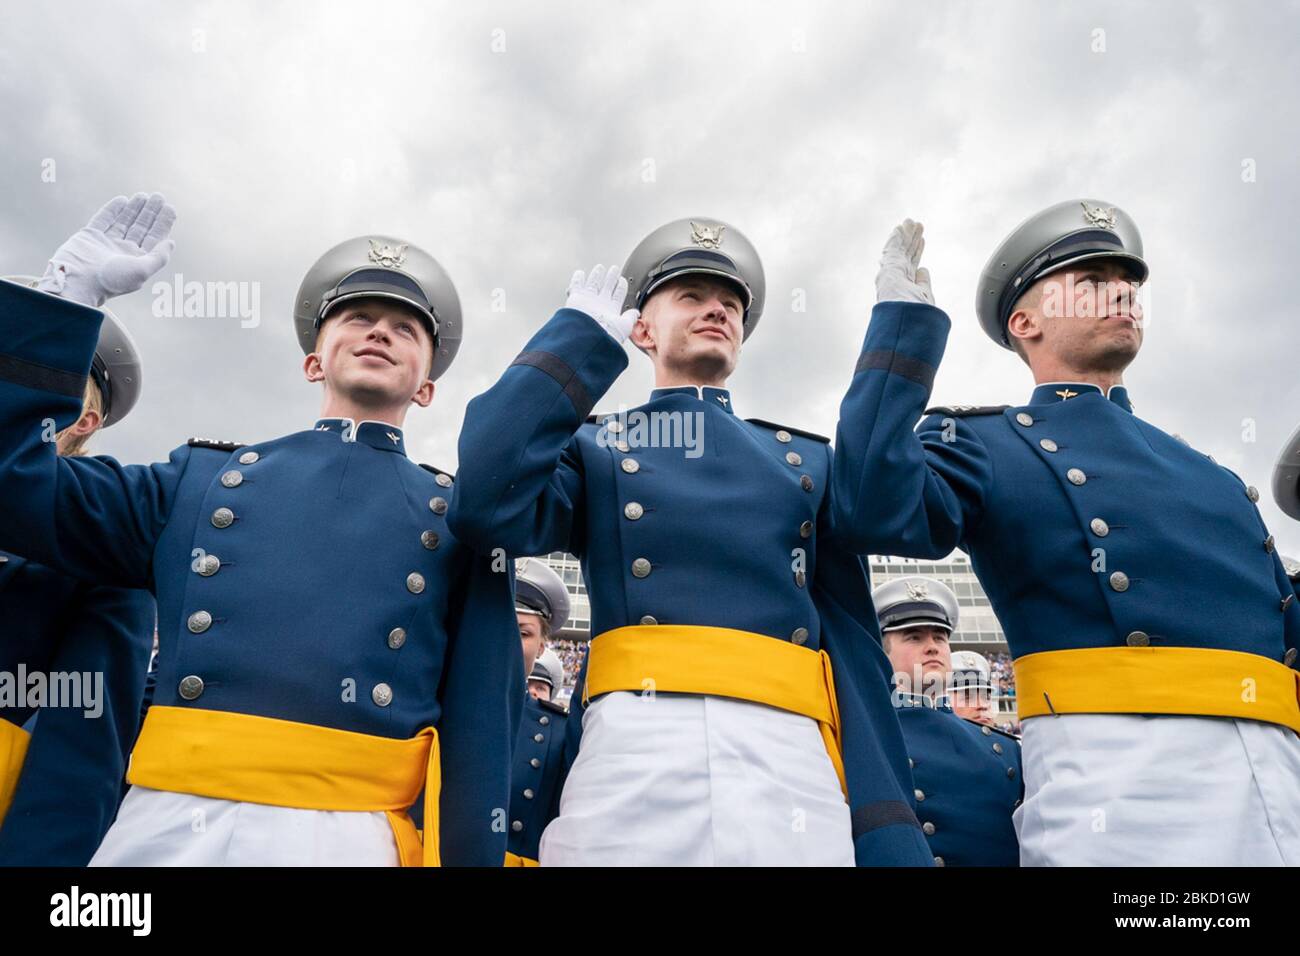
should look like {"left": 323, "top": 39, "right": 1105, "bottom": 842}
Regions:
{"left": 875, "top": 219, "right": 934, "bottom": 305}
{"left": 565, "top": 263, "right": 638, "bottom": 343}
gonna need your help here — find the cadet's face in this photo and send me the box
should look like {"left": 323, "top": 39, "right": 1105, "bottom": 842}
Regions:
{"left": 308, "top": 298, "right": 435, "bottom": 410}
{"left": 632, "top": 276, "right": 745, "bottom": 383}
{"left": 885, "top": 625, "right": 952, "bottom": 694}
{"left": 528, "top": 680, "right": 552, "bottom": 702}
{"left": 517, "top": 613, "right": 546, "bottom": 676}
{"left": 1011, "top": 260, "right": 1144, "bottom": 372}
{"left": 951, "top": 689, "right": 995, "bottom": 725}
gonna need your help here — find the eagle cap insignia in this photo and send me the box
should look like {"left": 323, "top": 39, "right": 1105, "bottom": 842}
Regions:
{"left": 905, "top": 581, "right": 929, "bottom": 600}
{"left": 689, "top": 221, "right": 725, "bottom": 249}
{"left": 1080, "top": 202, "right": 1118, "bottom": 231}
{"left": 367, "top": 239, "right": 408, "bottom": 269}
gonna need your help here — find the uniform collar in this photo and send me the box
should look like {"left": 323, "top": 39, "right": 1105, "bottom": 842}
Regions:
{"left": 649, "top": 385, "right": 734, "bottom": 415}
{"left": 1028, "top": 381, "right": 1133, "bottom": 413}
{"left": 313, "top": 417, "right": 408, "bottom": 455}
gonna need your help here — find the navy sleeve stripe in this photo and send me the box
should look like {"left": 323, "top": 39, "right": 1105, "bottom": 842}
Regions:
{"left": 510, "top": 350, "right": 595, "bottom": 422}
{"left": 0, "top": 351, "right": 87, "bottom": 399}
{"left": 854, "top": 349, "right": 937, "bottom": 391}
{"left": 851, "top": 799, "right": 920, "bottom": 838}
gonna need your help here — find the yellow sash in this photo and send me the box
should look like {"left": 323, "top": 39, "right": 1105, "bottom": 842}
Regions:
{"left": 504, "top": 851, "right": 539, "bottom": 867}
{"left": 1014, "top": 646, "right": 1300, "bottom": 733}
{"left": 0, "top": 719, "right": 31, "bottom": 827}
{"left": 583, "top": 624, "right": 847, "bottom": 797}
{"left": 129, "top": 706, "right": 440, "bottom": 866}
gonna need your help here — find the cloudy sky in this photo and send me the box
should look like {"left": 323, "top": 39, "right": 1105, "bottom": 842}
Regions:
{"left": 6, "top": 1, "right": 1300, "bottom": 549}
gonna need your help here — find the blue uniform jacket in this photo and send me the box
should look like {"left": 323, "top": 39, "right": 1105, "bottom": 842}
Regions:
{"left": 507, "top": 694, "right": 568, "bottom": 861}
{"left": 0, "top": 279, "right": 522, "bottom": 866}
{"left": 830, "top": 303, "right": 1300, "bottom": 667}
{"left": 0, "top": 550, "right": 154, "bottom": 865}
{"left": 449, "top": 306, "right": 934, "bottom": 866}
{"left": 895, "top": 695, "right": 1021, "bottom": 866}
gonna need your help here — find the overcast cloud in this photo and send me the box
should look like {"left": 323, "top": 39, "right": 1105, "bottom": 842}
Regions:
{"left": 5, "top": 0, "right": 1300, "bottom": 550}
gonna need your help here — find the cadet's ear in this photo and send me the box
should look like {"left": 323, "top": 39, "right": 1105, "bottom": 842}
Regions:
{"left": 303, "top": 351, "right": 326, "bottom": 383}
{"left": 1005, "top": 306, "right": 1042, "bottom": 353}
{"left": 410, "top": 380, "right": 435, "bottom": 409}
{"left": 629, "top": 309, "right": 656, "bottom": 353}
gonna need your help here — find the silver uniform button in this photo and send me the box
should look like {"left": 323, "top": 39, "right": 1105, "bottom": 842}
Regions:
{"left": 908, "top": 757, "right": 914, "bottom": 769}
{"left": 794, "top": 570, "right": 806, "bottom": 588}
{"left": 615, "top": 441, "right": 631, "bottom": 453}
{"left": 1264, "top": 535, "right": 1276, "bottom": 553}
{"left": 791, "top": 627, "right": 809, "bottom": 645}
{"left": 632, "top": 558, "right": 652, "bottom": 578}
{"left": 429, "top": 497, "right": 448, "bottom": 515}
{"left": 922, "top": 822, "right": 936, "bottom": 836}
{"left": 533, "top": 733, "right": 544, "bottom": 743}
{"left": 934, "top": 856, "right": 945, "bottom": 867}
{"left": 1015, "top": 412, "right": 1034, "bottom": 427}
{"left": 800, "top": 475, "right": 814, "bottom": 491}
{"left": 178, "top": 675, "right": 205, "bottom": 700}
{"left": 220, "top": 470, "right": 243, "bottom": 488}
{"left": 1126, "top": 630, "right": 1150, "bottom": 647}
{"left": 981, "top": 726, "right": 992, "bottom": 736}
{"left": 621, "top": 458, "right": 640, "bottom": 474}
{"left": 1039, "top": 438, "right": 1058, "bottom": 453}
{"left": 914, "top": 789, "right": 925, "bottom": 802}
{"left": 406, "top": 572, "right": 426, "bottom": 594}
{"left": 1090, "top": 518, "right": 1109, "bottom": 536}
{"left": 388, "top": 627, "right": 407, "bottom": 649}
{"left": 523, "top": 789, "right": 535, "bottom": 800}
{"left": 1246, "top": 486, "right": 1260, "bottom": 502}
{"left": 640, "top": 615, "right": 658, "bottom": 625}
{"left": 196, "top": 554, "right": 221, "bottom": 577}
{"left": 1007, "top": 767, "right": 1017, "bottom": 779}
{"left": 1109, "top": 571, "right": 1130, "bottom": 592}
{"left": 421, "top": 530, "right": 440, "bottom": 550}
{"left": 1067, "top": 468, "right": 1087, "bottom": 485}
{"left": 530, "top": 758, "right": 541, "bottom": 768}
{"left": 539, "top": 716, "right": 550, "bottom": 726}
{"left": 775, "top": 430, "right": 792, "bottom": 443}
{"left": 435, "top": 473, "right": 453, "bottom": 488}
{"left": 372, "top": 683, "right": 393, "bottom": 707}
{"left": 992, "top": 742, "right": 1004, "bottom": 754}
{"left": 238, "top": 451, "right": 260, "bottom": 465}
{"left": 800, "top": 520, "right": 813, "bottom": 539}
{"left": 511, "top": 820, "right": 523, "bottom": 832}
{"left": 785, "top": 451, "right": 802, "bottom": 466}
{"left": 624, "top": 501, "right": 644, "bottom": 520}
{"left": 1284, "top": 648, "right": 1298, "bottom": 667}
{"left": 187, "top": 610, "right": 213, "bottom": 633}
{"left": 606, "top": 419, "right": 624, "bottom": 434}
{"left": 211, "top": 507, "right": 235, "bottom": 529}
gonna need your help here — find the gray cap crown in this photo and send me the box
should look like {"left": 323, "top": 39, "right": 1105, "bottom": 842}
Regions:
{"left": 530, "top": 648, "right": 565, "bottom": 689}
{"left": 871, "top": 575, "right": 959, "bottom": 632}
{"left": 514, "top": 557, "right": 571, "bottom": 630}
{"left": 622, "top": 217, "right": 765, "bottom": 339}
{"left": 976, "top": 199, "right": 1148, "bottom": 349}
{"left": 293, "top": 236, "right": 462, "bottom": 381}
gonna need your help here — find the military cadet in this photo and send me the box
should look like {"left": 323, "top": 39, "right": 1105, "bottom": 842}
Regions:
{"left": 0, "top": 193, "right": 521, "bottom": 866}
{"left": 528, "top": 648, "right": 564, "bottom": 703}
{"left": 948, "top": 650, "right": 996, "bottom": 726}
{"left": 0, "top": 287, "right": 155, "bottom": 865}
{"left": 451, "top": 217, "right": 933, "bottom": 866}
{"left": 506, "top": 559, "right": 571, "bottom": 866}
{"left": 836, "top": 206, "right": 1300, "bottom": 865}
{"left": 873, "top": 576, "right": 1021, "bottom": 867}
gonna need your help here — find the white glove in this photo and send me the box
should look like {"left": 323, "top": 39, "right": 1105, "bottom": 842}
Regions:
{"left": 36, "top": 192, "right": 177, "bottom": 307}
{"left": 875, "top": 218, "right": 934, "bottom": 305}
{"left": 565, "top": 264, "right": 638, "bottom": 343}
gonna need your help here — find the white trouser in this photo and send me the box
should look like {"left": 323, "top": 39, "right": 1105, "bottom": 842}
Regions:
{"left": 1014, "top": 713, "right": 1300, "bottom": 866}
{"left": 539, "top": 691, "right": 854, "bottom": 866}
{"left": 89, "top": 786, "right": 400, "bottom": 866}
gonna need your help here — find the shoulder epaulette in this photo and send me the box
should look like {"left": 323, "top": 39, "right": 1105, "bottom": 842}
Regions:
{"left": 923, "top": 405, "right": 1011, "bottom": 417}
{"left": 187, "top": 437, "right": 245, "bottom": 452}
{"left": 537, "top": 697, "right": 569, "bottom": 716}
{"left": 745, "top": 418, "right": 830, "bottom": 444}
